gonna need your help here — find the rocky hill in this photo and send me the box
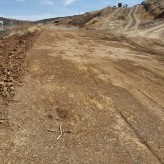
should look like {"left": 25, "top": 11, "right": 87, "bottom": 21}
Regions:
{"left": 142, "top": 0, "right": 164, "bottom": 19}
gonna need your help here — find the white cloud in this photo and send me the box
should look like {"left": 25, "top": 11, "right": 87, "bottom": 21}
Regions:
{"left": 42, "top": 0, "right": 54, "bottom": 5}
{"left": 64, "top": 0, "right": 76, "bottom": 6}
{"left": 16, "top": 0, "right": 26, "bottom": 2}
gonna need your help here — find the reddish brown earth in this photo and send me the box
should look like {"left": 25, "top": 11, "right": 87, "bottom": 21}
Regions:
{"left": 0, "top": 31, "right": 39, "bottom": 102}
{"left": 0, "top": 25, "right": 163, "bottom": 163}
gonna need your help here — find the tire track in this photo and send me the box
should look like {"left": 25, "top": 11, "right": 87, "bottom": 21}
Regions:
{"left": 125, "top": 7, "right": 139, "bottom": 31}
{"left": 80, "top": 62, "right": 163, "bottom": 163}
{"left": 138, "top": 90, "right": 164, "bottom": 111}
{"left": 118, "top": 111, "right": 163, "bottom": 164}
{"left": 143, "top": 23, "right": 164, "bottom": 38}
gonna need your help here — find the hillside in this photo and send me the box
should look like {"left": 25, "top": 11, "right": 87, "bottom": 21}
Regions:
{"left": 142, "top": 0, "right": 164, "bottom": 19}
{"left": 37, "top": 7, "right": 129, "bottom": 30}
{"left": 37, "top": 0, "right": 164, "bottom": 31}
{"left": 0, "top": 17, "right": 30, "bottom": 26}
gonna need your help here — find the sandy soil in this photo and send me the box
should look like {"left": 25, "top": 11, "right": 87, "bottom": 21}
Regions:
{"left": 0, "top": 25, "right": 163, "bottom": 163}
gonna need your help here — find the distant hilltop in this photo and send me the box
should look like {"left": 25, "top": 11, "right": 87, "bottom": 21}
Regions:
{"left": 0, "top": 17, "right": 31, "bottom": 26}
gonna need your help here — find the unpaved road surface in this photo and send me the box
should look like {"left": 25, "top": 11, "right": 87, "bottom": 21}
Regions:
{"left": 141, "top": 23, "right": 164, "bottom": 39}
{"left": 126, "top": 6, "right": 140, "bottom": 30}
{"left": 0, "top": 26, "right": 164, "bottom": 163}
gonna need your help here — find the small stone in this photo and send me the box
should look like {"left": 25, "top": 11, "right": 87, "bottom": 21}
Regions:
{"left": 10, "top": 87, "right": 15, "bottom": 91}
{"left": 0, "top": 81, "right": 5, "bottom": 86}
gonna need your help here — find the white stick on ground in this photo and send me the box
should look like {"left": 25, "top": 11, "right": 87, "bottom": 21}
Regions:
{"left": 48, "top": 129, "right": 56, "bottom": 132}
{"left": 57, "top": 123, "right": 63, "bottom": 141}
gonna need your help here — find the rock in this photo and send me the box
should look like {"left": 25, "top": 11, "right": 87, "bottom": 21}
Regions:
{"left": 9, "top": 87, "right": 15, "bottom": 91}
{"left": 0, "top": 81, "right": 5, "bottom": 86}
{"left": 19, "top": 40, "right": 25, "bottom": 44}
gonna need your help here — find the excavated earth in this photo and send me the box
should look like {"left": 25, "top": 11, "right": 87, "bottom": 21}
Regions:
{"left": 0, "top": 3, "right": 164, "bottom": 164}
{"left": 0, "top": 31, "right": 39, "bottom": 102}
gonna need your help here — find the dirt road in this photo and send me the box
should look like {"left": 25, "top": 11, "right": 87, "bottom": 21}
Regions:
{"left": 0, "top": 26, "right": 164, "bottom": 163}
{"left": 125, "top": 7, "right": 140, "bottom": 31}
{"left": 141, "top": 23, "right": 164, "bottom": 39}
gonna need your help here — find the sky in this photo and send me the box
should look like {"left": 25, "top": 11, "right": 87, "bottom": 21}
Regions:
{"left": 0, "top": 0, "right": 144, "bottom": 21}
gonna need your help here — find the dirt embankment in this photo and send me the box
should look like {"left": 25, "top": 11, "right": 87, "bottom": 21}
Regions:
{"left": 142, "top": 0, "right": 164, "bottom": 19}
{"left": 37, "top": 7, "right": 130, "bottom": 30}
{"left": 35, "top": 0, "right": 164, "bottom": 32}
{"left": 0, "top": 31, "right": 39, "bottom": 102}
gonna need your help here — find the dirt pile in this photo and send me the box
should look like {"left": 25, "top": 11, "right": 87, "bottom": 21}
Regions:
{"left": 0, "top": 31, "right": 39, "bottom": 102}
{"left": 85, "top": 8, "right": 130, "bottom": 30}
{"left": 68, "top": 11, "right": 101, "bottom": 27}
{"left": 49, "top": 7, "right": 130, "bottom": 30}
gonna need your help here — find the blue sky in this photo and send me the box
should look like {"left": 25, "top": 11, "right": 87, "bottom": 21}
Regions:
{"left": 0, "top": 0, "right": 144, "bottom": 21}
